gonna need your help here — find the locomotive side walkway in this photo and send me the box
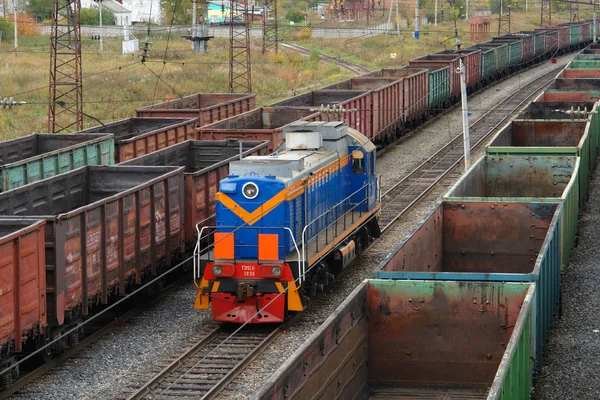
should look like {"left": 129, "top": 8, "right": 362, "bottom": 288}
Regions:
{"left": 534, "top": 154, "right": 600, "bottom": 400}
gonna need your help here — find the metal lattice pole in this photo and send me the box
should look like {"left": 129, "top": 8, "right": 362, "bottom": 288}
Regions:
{"left": 540, "top": 0, "right": 551, "bottom": 26}
{"left": 262, "top": 0, "right": 278, "bottom": 54}
{"left": 229, "top": 0, "right": 252, "bottom": 93}
{"left": 48, "top": 0, "right": 83, "bottom": 133}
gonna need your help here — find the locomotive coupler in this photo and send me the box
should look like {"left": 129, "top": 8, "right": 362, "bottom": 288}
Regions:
{"left": 237, "top": 282, "right": 255, "bottom": 301}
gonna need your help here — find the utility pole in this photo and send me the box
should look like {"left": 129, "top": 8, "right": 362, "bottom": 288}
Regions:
{"left": 498, "top": 0, "right": 510, "bottom": 35}
{"left": 459, "top": 59, "right": 471, "bottom": 171}
{"left": 13, "top": 4, "right": 17, "bottom": 54}
{"left": 466, "top": 0, "right": 468, "bottom": 20}
{"left": 262, "top": 0, "right": 278, "bottom": 54}
{"left": 435, "top": 0, "right": 438, "bottom": 25}
{"left": 192, "top": 0, "right": 197, "bottom": 43}
{"left": 594, "top": 1, "right": 597, "bottom": 42}
{"left": 540, "top": 0, "right": 551, "bottom": 26}
{"left": 98, "top": 0, "right": 103, "bottom": 52}
{"left": 49, "top": 0, "right": 84, "bottom": 133}
{"left": 415, "top": 0, "right": 419, "bottom": 38}
{"left": 229, "top": 0, "right": 252, "bottom": 93}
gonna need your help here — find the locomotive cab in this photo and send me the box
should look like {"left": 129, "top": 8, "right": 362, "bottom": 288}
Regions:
{"left": 194, "top": 121, "right": 381, "bottom": 324}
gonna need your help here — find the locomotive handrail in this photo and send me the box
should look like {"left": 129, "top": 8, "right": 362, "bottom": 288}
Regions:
{"left": 193, "top": 225, "right": 301, "bottom": 287}
{"left": 300, "top": 180, "right": 371, "bottom": 279}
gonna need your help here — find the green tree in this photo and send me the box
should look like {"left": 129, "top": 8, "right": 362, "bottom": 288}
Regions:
{"left": 286, "top": 9, "right": 305, "bottom": 23}
{"left": 80, "top": 7, "right": 116, "bottom": 25}
{"left": 27, "top": 0, "right": 53, "bottom": 21}
{"left": 161, "top": 0, "right": 193, "bottom": 25}
{"left": 0, "top": 17, "right": 14, "bottom": 40}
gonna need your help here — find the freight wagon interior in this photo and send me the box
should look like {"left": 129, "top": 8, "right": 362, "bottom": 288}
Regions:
{"left": 270, "top": 90, "right": 367, "bottom": 107}
{"left": 0, "top": 133, "right": 109, "bottom": 164}
{"left": 517, "top": 101, "right": 596, "bottom": 119}
{"left": 139, "top": 93, "right": 244, "bottom": 110}
{"left": 0, "top": 166, "right": 180, "bottom": 214}
{"left": 120, "top": 140, "right": 266, "bottom": 172}
{"left": 446, "top": 155, "right": 576, "bottom": 198}
{"left": 79, "top": 118, "right": 191, "bottom": 138}
{"left": 269, "top": 280, "right": 532, "bottom": 399}
{"left": 490, "top": 120, "right": 588, "bottom": 148}
{"left": 201, "top": 107, "right": 317, "bottom": 130}
{"left": 377, "top": 201, "right": 557, "bottom": 275}
{"left": 323, "top": 78, "right": 397, "bottom": 91}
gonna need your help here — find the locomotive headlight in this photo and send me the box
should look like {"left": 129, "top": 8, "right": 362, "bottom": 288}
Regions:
{"left": 271, "top": 266, "right": 282, "bottom": 277}
{"left": 242, "top": 182, "right": 259, "bottom": 199}
{"left": 212, "top": 265, "right": 223, "bottom": 276}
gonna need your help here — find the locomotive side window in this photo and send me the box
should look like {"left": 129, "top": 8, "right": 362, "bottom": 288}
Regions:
{"left": 351, "top": 150, "right": 365, "bottom": 174}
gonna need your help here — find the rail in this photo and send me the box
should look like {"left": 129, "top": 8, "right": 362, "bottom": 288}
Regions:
{"left": 378, "top": 64, "right": 565, "bottom": 232}
{"left": 124, "top": 325, "right": 280, "bottom": 400}
{"left": 280, "top": 42, "right": 371, "bottom": 75}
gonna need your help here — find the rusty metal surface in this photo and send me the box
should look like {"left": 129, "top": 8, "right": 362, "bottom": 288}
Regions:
{"left": 517, "top": 101, "right": 596, "bottom": 119}
{"left": 79, "top": 118, "right": 199, "bottom": 163}
{"left": 197, "top": 107, "right": 318, "bottom": 151}
{"left": 409, "top": 56, "right": 461, "bottom": 98}
{"left": 135, "top": 93, "right": 256, "bottom": 127}
{"left": 256, "top": 282, "right": 369, "bottom": 400}
{"left": 490, "top": 120, "right": 587, "bottom": 147}
{"left": 120, "top": 140, "right": 269, "bottom": 245}
{"left": 0, "top": 166, "right": 184, "bottom": 327}
{"left": 377, "top": 201, "right": 556, "bottom": 274}
{"left": 367, "top": 280, "right": 529, "bottom": 387}
{"left": 0, "top": 220, "right": 46, "bottom": 353}
{"left": 322, "top": 77, "right": 399, "bottom": 91}
{"left": 444, "top": 155, "right": 577, "bottom": 198}
{"left": 272, "top": 90, "right": 373, "bottom": 139}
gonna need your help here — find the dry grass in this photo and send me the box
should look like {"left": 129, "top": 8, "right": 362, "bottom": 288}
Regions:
{"left": 0, "top": 36, "right": 351, "bottom": 140}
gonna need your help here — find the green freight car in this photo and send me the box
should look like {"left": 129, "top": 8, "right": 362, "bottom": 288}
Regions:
{"left": 0, "top": 133, "right": 114, "bottom": 192}
{"left": 444, "top": 155, "right": 580, "bottom": 272}
{"left": 256, "top": 279, "right": 536, "bottom": 400}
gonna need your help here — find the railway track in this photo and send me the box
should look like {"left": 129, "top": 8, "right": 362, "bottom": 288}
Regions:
{"left": 280, "top": 42, "right": 371, "bottom": 75}
{"left": 122, "top": 324, "right": 279, "bottom": 400}
{"left": 378, "top": 65, "right": 564, "bottom": 232}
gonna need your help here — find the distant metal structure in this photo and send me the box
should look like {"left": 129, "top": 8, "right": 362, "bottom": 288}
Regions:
{"left": 183, "top": 0, "right": 213, "bottom": 53}
{"left": 326, "top": 0, "right": 372, "bottom": 22}
{"left": 262, "top": 0, "right": 278, "bottom": 54}
{"left": 497, "top": 0, "right": 511, "bottom": 35}
{"left": 48, "top": 0, "right": 84, "bottom": 133}
{"left": 229, "top": 0, "right": 252, "bottom": 93}
{"left": 469, "top": 15, "right": 490, "bottom": 42}
{"left": 540, "top": 0, "right": 551, "bottom": 26}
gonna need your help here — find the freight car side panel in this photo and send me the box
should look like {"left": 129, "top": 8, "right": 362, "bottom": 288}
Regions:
{"left": 409, "top": 58, "right": 460, "bottom": 98}
{"left": 0, "top": 134, "right": 114, "bottom": 192}
{"left": 444, "top": 155, "right": 580, "bottom": 271}
{"left": 0, "top": 166, "right": 184, "bottom": 326}
{"left": 255, "top": 280, "right": 535, "bottom": 400}
{"left": 428, "top": 67, "right": 450, "bottom": 110}
{"left": 79, "top": 118, "right": 198, "bottom": 163}
{"left": 135, "top": 93, "right": 256, "bottom": 127}
{"left": 0, "top": 220, "right": 46, "bottom": 353}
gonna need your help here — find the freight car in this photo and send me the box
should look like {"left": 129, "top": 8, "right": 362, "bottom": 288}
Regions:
{"left": 0, "top": 219, "right": 46, "bottom": 386}
{"left": 0, "top": 133, "right": 114, "bottom": 192}
{"left": 78, "top": 117, "right": 198, "bottom": 163}
{"left": 372, "top": 201, "right": 561, "bottom": 367}
{"left": 135, "top": 93, "right": 256, "bottom": 127}
{"left": 256, "top": 279, "right": 535, "bottom": 400}
{"left": 444, "top": 155, "right": 579, "bottom": 272}
{"left": 120, "top": 140, "right": 270, "bottom": 248}
{"left": 197, "top": 107, "right": 319, "bottom": 151}
{"left": 193, "top": 121, "right": 381, "bottom": 323}
{"left": 0, "top": 165, "right": 184, "bottom": 368}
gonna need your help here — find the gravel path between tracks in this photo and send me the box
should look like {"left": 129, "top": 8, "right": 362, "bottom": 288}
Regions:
{"left": 533, "top": 157, "right": 600, "bottom": 400}
{"left": 9, "top": 54, "right": 575, "bottom": 400}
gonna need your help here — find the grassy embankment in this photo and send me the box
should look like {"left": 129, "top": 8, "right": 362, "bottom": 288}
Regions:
{"left": 0, "top": 36, "right": 350, "bottom": 140}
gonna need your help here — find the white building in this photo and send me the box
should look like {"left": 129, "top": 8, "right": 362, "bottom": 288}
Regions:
{"left": 121, "top": 0, "right": 162, "bottom": 24}
{"left": 79, "top": 0, "right": 133, "bottom": 26}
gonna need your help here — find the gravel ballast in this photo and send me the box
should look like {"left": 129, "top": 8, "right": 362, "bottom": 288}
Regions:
{"left": 10, "top": 54, "right": 575, "bottom": 400}
{"left": 533, "top": 157, "right": 600, "bottom": 399}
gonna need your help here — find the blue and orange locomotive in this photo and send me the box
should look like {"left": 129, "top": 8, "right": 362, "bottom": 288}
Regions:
{"left": 194, "top": 121, "right": 381, "bottom": 323}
